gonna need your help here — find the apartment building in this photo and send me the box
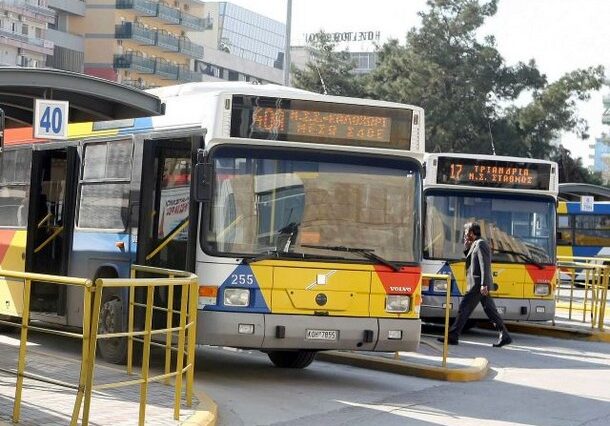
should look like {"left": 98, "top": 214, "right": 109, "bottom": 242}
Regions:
{"left": 0, "top": 0, "right": 55, "bottom": 67}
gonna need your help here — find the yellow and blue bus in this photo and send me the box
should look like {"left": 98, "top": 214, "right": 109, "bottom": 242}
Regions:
{"left": 421, "top": 153, "right": 559, "bottom": 324}
{"left": 0, "top": 82, "right": 425, "bottom": 368}
{"left": 557, "top": 183, "right": 610, "bottom": 280}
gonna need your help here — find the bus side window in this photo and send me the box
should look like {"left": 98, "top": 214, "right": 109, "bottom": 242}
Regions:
{"left": 557, "top": 214, "right": 572, "bottom": 245}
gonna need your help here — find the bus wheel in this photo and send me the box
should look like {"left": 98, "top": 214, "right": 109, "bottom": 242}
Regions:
{"left": 97, "top": 295, "right": 127, "bottom": 364}
{"left": 267, "top": 350, "right": 317, "bottom": 368}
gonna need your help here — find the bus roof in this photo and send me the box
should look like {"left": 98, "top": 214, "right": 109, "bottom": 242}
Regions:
{"left": 3, "top": 82, "right": 425, "bottom": 153}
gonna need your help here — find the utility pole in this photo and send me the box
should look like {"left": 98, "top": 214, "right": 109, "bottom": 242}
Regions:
{"left": 283, "top": 0, "right": 292, "bottom": 86}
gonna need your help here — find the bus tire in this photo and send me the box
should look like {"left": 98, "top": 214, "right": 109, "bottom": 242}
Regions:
{"left": 97, "top": 294, "right": 128, "bottom": 364}
{"left": 96, "top": 268, "right": 127, "bottom": 364}
{"left": 267, "top": 350, "right": 317, "bottom": 369}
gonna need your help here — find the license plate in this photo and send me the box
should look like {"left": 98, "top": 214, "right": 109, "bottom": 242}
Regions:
{"left": 305, "top": 329, "right": 338, "bottom": 341}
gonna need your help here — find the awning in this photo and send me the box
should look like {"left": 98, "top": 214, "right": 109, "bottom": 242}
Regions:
{"left": 558, "top": 183, "right": 610, "bottom": 201}
{"left": 0, "top": 67, "right": 164, "bottom": 127}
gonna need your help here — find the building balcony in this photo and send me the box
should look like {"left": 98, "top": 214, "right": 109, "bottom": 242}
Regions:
{"left": 155, "top": 31, "right": 180, "bottom": 52}
{"left": 178, "top": 38, "right": 203, "bottom": 58}
{"left": 116, "top": 0, "right": 157, "bottom": 17}
{"left": 154, "top": 58, "right": 178, "bottom": 79}
{"left": 115, "top": 22, "right": 156, "bottom": 45}
{"left": 113, "top": 53, "right": 155, "bottom": 74}
{"left": 180, "top": 12, "right": 213, "bottom": 31}
{"left": 0, "top": 28, "right": 54, "bottom": 54}
{"left": 177, "top": 65, "right": 201, "bottom": 83}
{"left": 0, "top": 0, "right": 55, "bottom": 23}
{"left": 156, "top": 3, "right": 180, "bottom": 24}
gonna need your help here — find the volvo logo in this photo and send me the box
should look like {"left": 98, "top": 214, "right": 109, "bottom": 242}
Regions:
{"left": 315, "top": 293, "right": 328, "bottom": 306}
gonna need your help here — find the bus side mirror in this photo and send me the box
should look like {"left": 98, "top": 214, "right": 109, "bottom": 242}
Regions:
{"left": 193, "top": 149, "right": 211, "bottom": 202}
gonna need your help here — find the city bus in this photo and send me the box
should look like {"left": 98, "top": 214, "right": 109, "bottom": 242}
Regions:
{"left": 421, "top": 153, "right": 559, "bottom": 325}
{"left": 0, "top": 82, "right": 425, "bottom": 368}
{"left": 557, "top": 183, "right": 610, "bottom": 281}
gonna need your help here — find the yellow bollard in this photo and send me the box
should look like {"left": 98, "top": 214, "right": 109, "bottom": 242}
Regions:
{"left": 173, "top": 282, "right": 189, "bottom": 420}
{"left": 138, "top": 284, "right": 155, "bottom": 426}
{"left": 12, "top": 278, "right": 32, "bottom": 423}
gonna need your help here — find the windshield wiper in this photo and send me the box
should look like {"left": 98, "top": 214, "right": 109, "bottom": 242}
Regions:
{"left": 492, "top": 248, "right": 545, "bottom": 269}
{"left": 301, "top": 244, "right": 401, "bottom": 272}
{"left": 245, "top": 249, "right": 307, "bottom": 264}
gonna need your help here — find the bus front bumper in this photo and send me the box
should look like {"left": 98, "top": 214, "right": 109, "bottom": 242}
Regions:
{"left": 420, "top": 295, "right": 556, "bottom": 321}
{"left": 197, "top": 311, "right": 421, "bottom": 352}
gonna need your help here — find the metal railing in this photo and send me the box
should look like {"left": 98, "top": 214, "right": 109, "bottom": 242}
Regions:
{"left": 0, "top": 270, "right": 94, "bottom": 425}
{"left": 0, "top": 264, "right": 199, "bottom": 426}
{"left": 556, "top": 255, "right": 609, "bottom": 331}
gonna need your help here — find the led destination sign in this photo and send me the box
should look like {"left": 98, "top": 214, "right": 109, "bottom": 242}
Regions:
{"left": 230, "top": 95, "right": 414, "bottom": 149}
{"left": 252, "top": 107, "right": 391, "bottom": 143}
{"left": 436, "top": 157, "right": 552, "bottom": 190}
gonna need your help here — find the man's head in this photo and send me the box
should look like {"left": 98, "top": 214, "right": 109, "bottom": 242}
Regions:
{"left": 464, "top": 221, "right": 481, "bottom": 244}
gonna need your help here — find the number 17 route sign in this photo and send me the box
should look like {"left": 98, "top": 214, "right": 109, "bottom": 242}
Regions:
{"left": 34, "top": 99, "right": 69, "bottom": 139}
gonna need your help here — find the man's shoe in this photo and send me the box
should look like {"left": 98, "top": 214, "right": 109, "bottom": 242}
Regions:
{"left": 437, "top": 336, "right": 458, "bottom": 345}
{"left": 492, "top": 334, "right": 512, "bottom": 348}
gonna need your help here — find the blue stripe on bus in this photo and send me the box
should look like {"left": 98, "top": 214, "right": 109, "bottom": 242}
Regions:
{"left": 572, "top": 246, "right": 605, "bottom": 257}
{"left": 565, "top": 202, "right": 610, "bottom": 214}
{"left": 71, "top": 231, "right": 133, "bottom": 277}
{"left": 118, "top": 117, "right": 153, "bottom": 135}
{"left": 202, "top": 264, "right": 271, "bottom": 314}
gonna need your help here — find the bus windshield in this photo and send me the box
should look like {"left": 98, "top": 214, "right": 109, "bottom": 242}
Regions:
{"left": 424, "top": 191, "right": 555, "bottom": 264}
{"left": 204, "top": 147, "right": 420, "bottom": 264}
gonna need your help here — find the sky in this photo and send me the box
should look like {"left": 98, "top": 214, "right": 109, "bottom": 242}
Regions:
{"left": 227, "top": 0, "right": 610, "bottom": 165}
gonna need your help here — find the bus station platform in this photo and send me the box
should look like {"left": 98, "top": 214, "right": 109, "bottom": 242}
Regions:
{"left": 317, "top": 313, "right": 610, "bottom": 383}
{"left": 0, "top": 331, "right": 217, "bottom": 426}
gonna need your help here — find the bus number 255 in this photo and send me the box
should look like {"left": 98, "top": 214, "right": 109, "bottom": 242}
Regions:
{"left": 231, "top": 273, "right": 254, "bottom": 285}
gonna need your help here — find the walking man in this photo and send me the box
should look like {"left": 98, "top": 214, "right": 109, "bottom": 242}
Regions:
{"left": 438, "top": 221, "right": 512, "bottom": 347}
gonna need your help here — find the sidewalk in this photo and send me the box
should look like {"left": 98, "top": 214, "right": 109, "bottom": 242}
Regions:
{"left": 0, "top": 332, "right": 216, "bottom": 426}
{"left": 318, "top": 313, "right": 609, "bottom": 382}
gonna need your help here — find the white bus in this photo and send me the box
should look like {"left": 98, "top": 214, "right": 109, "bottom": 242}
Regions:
{"left": 422, "top": 153, "right": 559, "bottom": 325}
{"left": 0, "top": 82, "right": 426, "bottom": 368}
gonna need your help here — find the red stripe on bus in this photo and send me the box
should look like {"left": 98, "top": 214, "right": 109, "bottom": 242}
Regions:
{"left": 0, "top": 230, "right": 17, "bottom": 261}
{"left": 4, "top": 127, "right": 44, "bottom": 146}
{"left": 374, "top": 265, "right": 421, "bottom": 295}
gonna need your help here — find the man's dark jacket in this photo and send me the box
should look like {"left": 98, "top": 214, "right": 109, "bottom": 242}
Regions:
{"left": 465, "top": 238, "right": 493, "bottom": 289}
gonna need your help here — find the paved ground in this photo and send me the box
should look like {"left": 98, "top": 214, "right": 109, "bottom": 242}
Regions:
{"left": 1, "top": 305, "right": 607, "bottom": 426}
{"left": 0, "top": 329, "right": 202, "bottom": 426}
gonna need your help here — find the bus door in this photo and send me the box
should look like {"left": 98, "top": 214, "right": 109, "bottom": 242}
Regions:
{"left": 26, "top": 146, "right": 78, "bottom": 318}
{"left": 136, "top": 136, "right": 198, "bottom": 325}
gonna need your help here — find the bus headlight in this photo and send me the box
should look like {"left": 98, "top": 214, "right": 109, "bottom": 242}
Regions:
{"left": 386, "top": 295, "right": 410, "bottom": 313}
{"left": 431, "top": 279, "right": 448, "bottom": 292}
{"left": 224, "top": 288, "right": 250, "bottom": 306}
{"left": 534, "top": 283, "right": 550, "bottom": 296}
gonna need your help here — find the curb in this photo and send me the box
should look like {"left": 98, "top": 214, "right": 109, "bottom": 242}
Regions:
{"left": 504, "top": 322, "right": 610, "bottom": 343}
{"left": 182, "top": 389, "right": 218, "bottom": 426}
{"left": 316, "top": 350, "right": 489, "bottom": 382}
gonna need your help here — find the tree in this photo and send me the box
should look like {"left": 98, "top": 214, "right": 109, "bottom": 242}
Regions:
{"left": 292, "top": 31, "right": 366, "bottom": 97}
{"left": 365, "top": 0, "right": 605, "bottom": 178}
{"left": 551, "top": 146, "right": 604, "bottom": 185}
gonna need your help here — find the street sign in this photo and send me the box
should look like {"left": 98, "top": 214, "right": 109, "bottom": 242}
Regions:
{"left": 580, "top": 195, "right": 594, "bottom": 212}
{"left": 34, "top": 99, "right": 69, "bottom": 139}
